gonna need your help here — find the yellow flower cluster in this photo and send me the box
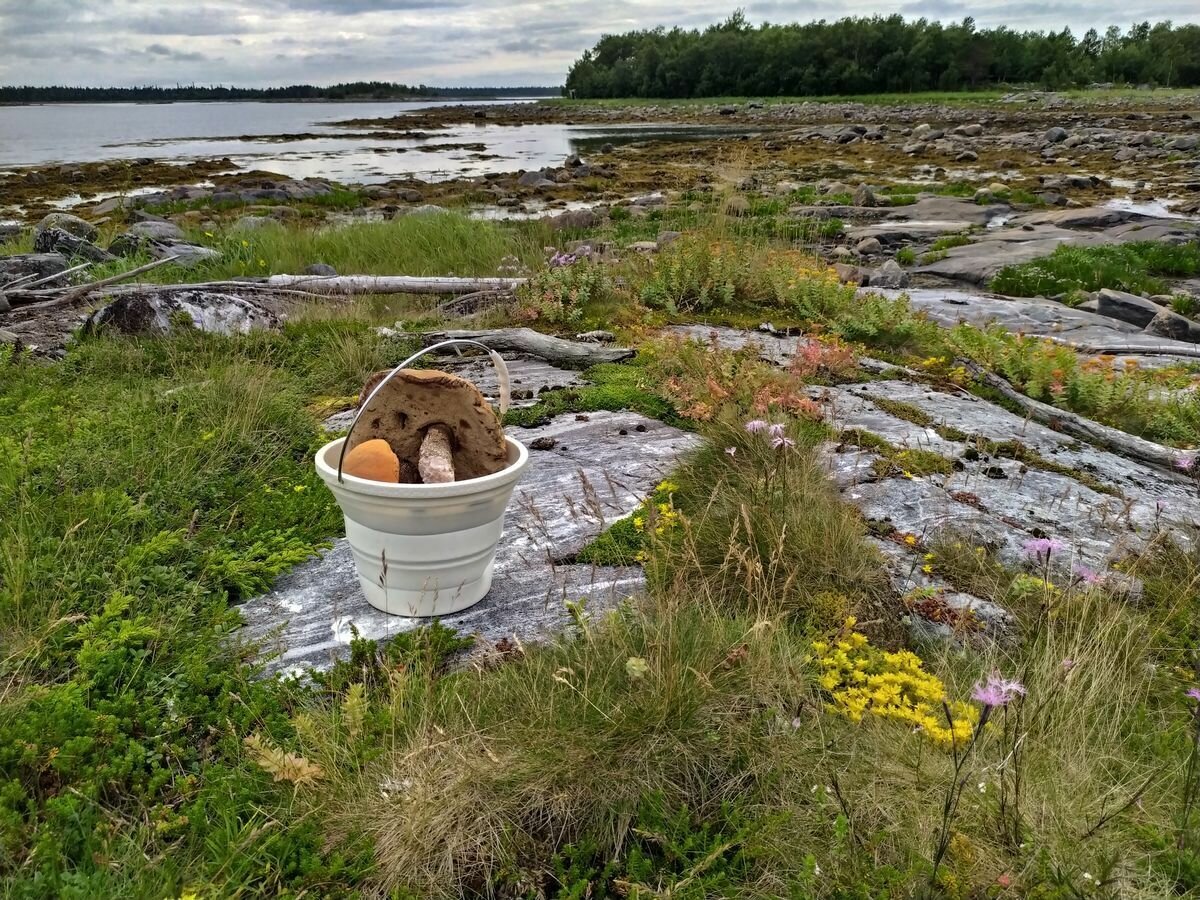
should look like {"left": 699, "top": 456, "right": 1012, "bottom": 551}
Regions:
{"left": 813, "top": 620, "right": 977, "bottom": 748}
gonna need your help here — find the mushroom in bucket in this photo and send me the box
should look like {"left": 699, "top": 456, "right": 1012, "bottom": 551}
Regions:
{"left": 314, "top": 341, "right": 530, "bottom": 616}
{"left": 343, "top": 369, "right": 509, "bottom": 485}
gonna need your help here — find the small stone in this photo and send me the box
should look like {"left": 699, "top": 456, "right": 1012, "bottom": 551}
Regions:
{"left": 869, "top": 259, "right": 909, "bottom": 289}
{"left": 529, "top": 436, "right": 558, "bottom": 451}
{"left": 853, "top": 184, "right": 876, "bottom": 207}
{"left": 1044, "top": 127, "right": 1069, "bottom": 143}
{"left": 304, "top": 263, "right": 338, "bottom": 277}
{"left": 855, "top": 236, "right": 883, "bottom": 255}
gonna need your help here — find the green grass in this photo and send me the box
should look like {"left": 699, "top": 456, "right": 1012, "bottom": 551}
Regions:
{"left": 62, "top": 213, "right": 555, "bottom": 286}
{"left": 0, "top": 322, "right": 415, "bottom": 895}
{"left": 929, "top": 233, "right": 973, "bottom": 253}
{"left": 991, "top": 241, "right": 1200, "bottom": 297}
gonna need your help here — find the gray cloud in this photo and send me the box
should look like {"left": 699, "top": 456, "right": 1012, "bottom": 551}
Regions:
{"left": 1, "top": 0, "right": 1199, "bottom": 88}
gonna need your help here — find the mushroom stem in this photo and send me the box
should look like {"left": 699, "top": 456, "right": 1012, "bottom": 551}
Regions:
{"left": 418, "top": 424, "right": 456, "bottom": 483}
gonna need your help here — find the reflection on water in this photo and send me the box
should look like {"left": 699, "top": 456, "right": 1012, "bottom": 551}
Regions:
{"left": 0, "top": 100, "right": 747, "bottom": 184}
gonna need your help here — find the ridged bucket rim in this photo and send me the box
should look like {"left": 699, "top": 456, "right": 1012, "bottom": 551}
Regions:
{"left": 316, "top": 435, "right": 529, "bottom": 499}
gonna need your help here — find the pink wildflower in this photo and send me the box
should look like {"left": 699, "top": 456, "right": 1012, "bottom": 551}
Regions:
{"left": 724, "top": 446, "right": 737, "bottom": 457}
{"left": 1176, "top": 455, "right": 1196, "bottom": 472}
{"left": 1023, "top": 537, "right": 1064, "bottom": 561}
{"left": 745, "top": 419, "right": 769, "bottom": 434}
{"left": 971, "top": 671, "right": 1026, "bottom": 708}
{"left": 772, "top": 436, "right": 796, "bottom": 450}
{"left": 1188, "top": 687, "right": 1200, "bottom": 703}
{"left": 768, "top": 422, "right": 787, "bottom": 440}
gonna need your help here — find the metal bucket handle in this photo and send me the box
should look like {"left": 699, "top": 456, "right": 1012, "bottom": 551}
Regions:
{"left": 336, "top": 338, "right": 511, "bottom": 483}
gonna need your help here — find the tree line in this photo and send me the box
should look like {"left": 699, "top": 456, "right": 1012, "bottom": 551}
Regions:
{"left": 564, "top": 13, "right": 1200, "bottom": 98}
{"left": 0, "top": 83, "right": 560, "bottom": 103}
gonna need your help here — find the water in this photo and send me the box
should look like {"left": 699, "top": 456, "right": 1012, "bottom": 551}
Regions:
{"left": 0, "top": 100, "right": 732, "bottom": 184}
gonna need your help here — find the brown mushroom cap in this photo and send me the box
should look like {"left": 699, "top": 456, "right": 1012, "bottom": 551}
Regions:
{"left": 342, "top": 438, "right": 400, "bottom": 483}
{"left": 349, "top": 369, "right": 507, "bottom": 481}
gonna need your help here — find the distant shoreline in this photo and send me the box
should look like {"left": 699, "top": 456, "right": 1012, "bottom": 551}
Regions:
{"left": 0, "top": 96, "right": 554, "bottom": 107}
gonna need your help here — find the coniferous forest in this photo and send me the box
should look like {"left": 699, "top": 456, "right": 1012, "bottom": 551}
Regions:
{"left": 564, "top": 13, "right": 1200, "bottom": 98}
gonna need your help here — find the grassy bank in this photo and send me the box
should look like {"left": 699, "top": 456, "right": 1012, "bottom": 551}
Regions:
{"left": 991, "top": 242, "right": 1200, "bottom": 298}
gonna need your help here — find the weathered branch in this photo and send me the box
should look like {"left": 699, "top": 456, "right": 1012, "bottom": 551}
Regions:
{"left": 1040, "top": 334, "right": 1200, "bottom": 360}
{"left": 961, "top": 358, "right": 1187, "bottom": 475}
{"left": 267, "top": 274, "right": 526, "bottom": 295}
{"left": 421, "top": 327, "right": 635, "bottom": 367}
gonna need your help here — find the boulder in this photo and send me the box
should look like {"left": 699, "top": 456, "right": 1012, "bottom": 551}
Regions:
{"left": 518, "top": 170, "right": 548, "bottom": 187}
{"left": 1145, "top": 308, "right": 1200, "bottom": 343}
{"left": 550, "top": 209, "right": 600, "bottom": 231}
{"left": 32, "top": 213, "right": 97, "bottom": 244}
{"left": 232, "top": 216, "right": 276, "bottom": 231}
{"left": 108, "top": 220, "right": 189, "bottom": 256}
{"left": 1094, "top": 289, "right": 1164, "bottom": 328}
{"left": 33, "top": 228, "right": 114, "bottom": 263}
{"left": 956, "top": 150, "right": 978, "bottom": 162}
{"left": 1167, "top": 135, "right": 1200, "bottom": 152}
{"left": 0, "top": 253, "right": 68, "bottom": 283}
{"left": 125, "top": 219, "right": 186, "bottom": 243}
{"left": 853, "top": 184, "right": 876, "bottom": 208}
{"left": 834, "top": 263, "right": 869, "bottom": 285}
{"left": 86, "top": 291, "right": 278, "bottom": 336}
{"left": 953, "top": 123, "right": 984, "bottom": 137}
{"left": 1044, "top": 127, "right": 1069, "bottom": 143}
{"left": 855, "top": 236, "right": 883, "bottom": 255}
{"left": 869, "top": 259, "right": 909, "bottom": 289}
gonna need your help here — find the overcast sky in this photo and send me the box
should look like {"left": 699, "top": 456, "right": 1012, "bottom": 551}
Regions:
{"left": 3, "top": 0, "right": 1200, "bottom": 88}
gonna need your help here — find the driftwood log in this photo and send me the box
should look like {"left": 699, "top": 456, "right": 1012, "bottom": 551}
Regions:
{"left": 1039, "top": 334, "right": 1200, "bottom": 360}
{"left": 421, "top": 328, "right": 635, "bottom": 367}
{"left": 961, "top": 358, "right": 1188, "bottom": 476}
{"left": 266, "top": 274, "right": 526, "bottom": 295}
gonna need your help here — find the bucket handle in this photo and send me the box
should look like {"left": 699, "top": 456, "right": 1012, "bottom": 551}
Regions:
{"left": 336, "top": 338, "right": 512, "bottom": 483}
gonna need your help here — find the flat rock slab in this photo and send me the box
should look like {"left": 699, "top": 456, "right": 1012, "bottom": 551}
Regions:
{"left": 240, "top": 410, "right": 701, "bottom": 675}
{"left": 817, "top": 380, "right": 1197, "bottom": 573}
{"left": 441, "top": 353, "right": 585, "bottom": 407}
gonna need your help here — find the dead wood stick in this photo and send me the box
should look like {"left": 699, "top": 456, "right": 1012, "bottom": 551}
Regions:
{"left": 960, "top": 358, "right": 1187, "bottom": 475}
{"left": 11, "top": 262, "right": 93, "bottom": 291}
{"left": 11, "top": 256, "right": 181, "bottom": 312}
{"left": 267, "top": 274, "right": 526, "bottom": 295}
{"left": 1037, "top": 333, "right": 1200, "bottom": 360}
{"left": 421, "top": 327, "right": 634, "bottom": 367}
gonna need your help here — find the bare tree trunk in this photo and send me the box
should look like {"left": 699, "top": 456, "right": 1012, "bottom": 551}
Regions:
{"left": 421, "top": 327, "right": 634, "bottom": 367}
{"left": 961, "top": 359, "right": 1188, "bottom": 476}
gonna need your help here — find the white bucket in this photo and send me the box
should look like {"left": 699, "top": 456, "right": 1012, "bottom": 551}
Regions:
{"left": 316, "top": 435, "right": 530, "bottom": 616}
